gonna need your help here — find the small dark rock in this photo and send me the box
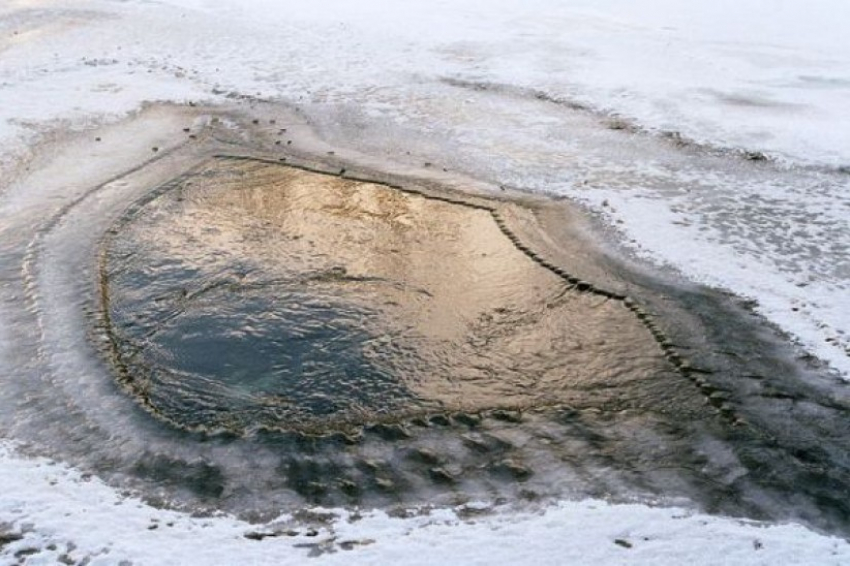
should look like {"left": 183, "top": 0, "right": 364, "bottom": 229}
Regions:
{"left": 429, "top": 414, "right": 451, "bottom": 426}
{"left": 490, "top": 459, "right": 532, "bottom": 481}
{"left": 452, "top": 412, "right": 481, "bottom": 427}
{"left": 743, "top": 151, "right": 767, "bottom": 161}
{"left": 408, "top": 448, "right": 440, "bottom": 465}
{"left": 245, "top": 531, "right": 275, "bottom": 541}
{"left": 15, "top": 547, "right": 39, "bottom": 558}
{"left": 0, "top": 532, "right": 23, "bottom": 548}
{"left": 339, "top": 479, "right": 359, "bottom": 496}
{"left": 490, "top": 409, "right": 522, "bottom": 423}
{"left": 366, "top": 422, "right": 410, "bottom": 441}
{"left": 429, "top": 467, "right": 456, "bottom": 484}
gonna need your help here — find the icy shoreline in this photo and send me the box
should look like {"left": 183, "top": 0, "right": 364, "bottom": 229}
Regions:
{"left": 2, "top": 440, "right": 848, "bottom": 565}
{"left": 0, "top": 101, "right": 847, "bottom": 564}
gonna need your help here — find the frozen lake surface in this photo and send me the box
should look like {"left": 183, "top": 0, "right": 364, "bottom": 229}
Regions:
{"left": 2, "top": 0, "right": 848, "bottom": 375}
{"left": 2, "top": 0, "right": 850, "bottom": 563}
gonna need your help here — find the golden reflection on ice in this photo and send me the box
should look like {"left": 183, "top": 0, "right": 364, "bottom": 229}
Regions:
{"left": 104, "top": 158, "right": 676, "bottom": 432}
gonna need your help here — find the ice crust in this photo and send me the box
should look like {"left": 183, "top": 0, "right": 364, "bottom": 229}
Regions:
{"left": 2, "top": 441, "right": 848, "bottom": 565}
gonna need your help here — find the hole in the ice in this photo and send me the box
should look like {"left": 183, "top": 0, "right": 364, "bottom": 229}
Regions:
{"left": 99, "top": 157, "right": 671, "bottom": 434}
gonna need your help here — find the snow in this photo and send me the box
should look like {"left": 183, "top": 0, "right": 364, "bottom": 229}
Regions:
{"left": 4, "top": 0, "right": 849, "bottom": 164}
{"left": 2, "top": 0, "right": 850, "bottom": 563}
{"left": 2, "top": 441, "right": 848, "bottom": 565}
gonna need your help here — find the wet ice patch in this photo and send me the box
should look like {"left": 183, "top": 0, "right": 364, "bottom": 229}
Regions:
{"left": 100, "top": 157, "right": 677, "bottom": 434}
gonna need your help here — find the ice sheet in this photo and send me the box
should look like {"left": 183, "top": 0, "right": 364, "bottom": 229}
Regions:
{"left": 2, "top": 1, "right": 850, "bottom": 562}
{"left": 1, "top": 0, "right": 848, "bottom": 374}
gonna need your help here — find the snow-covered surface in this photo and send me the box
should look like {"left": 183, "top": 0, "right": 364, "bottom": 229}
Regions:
{"left": 4, "top": 0, "right": 848, "bottom": 166}
{"left": 2, "top": 0, "right": 850, "bottom": 563}
{"left": 2, "top": 441, "right": 849, "bottom": 565}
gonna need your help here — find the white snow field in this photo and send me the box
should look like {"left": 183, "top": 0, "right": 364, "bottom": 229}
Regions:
{"left": 2, "top": 0, "right": 850, "bottom": 563}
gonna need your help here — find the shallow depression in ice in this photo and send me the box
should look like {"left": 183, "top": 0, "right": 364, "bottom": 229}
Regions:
{"left": 101, "top": 158, "right": 671, "bottom": 434}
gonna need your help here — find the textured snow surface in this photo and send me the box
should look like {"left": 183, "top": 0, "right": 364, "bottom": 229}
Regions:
{"left": 2, "top": 442, "right": 849, "bottom": 565}
{"left": 4, "top": 0, "right": 849, "bottom": 165}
